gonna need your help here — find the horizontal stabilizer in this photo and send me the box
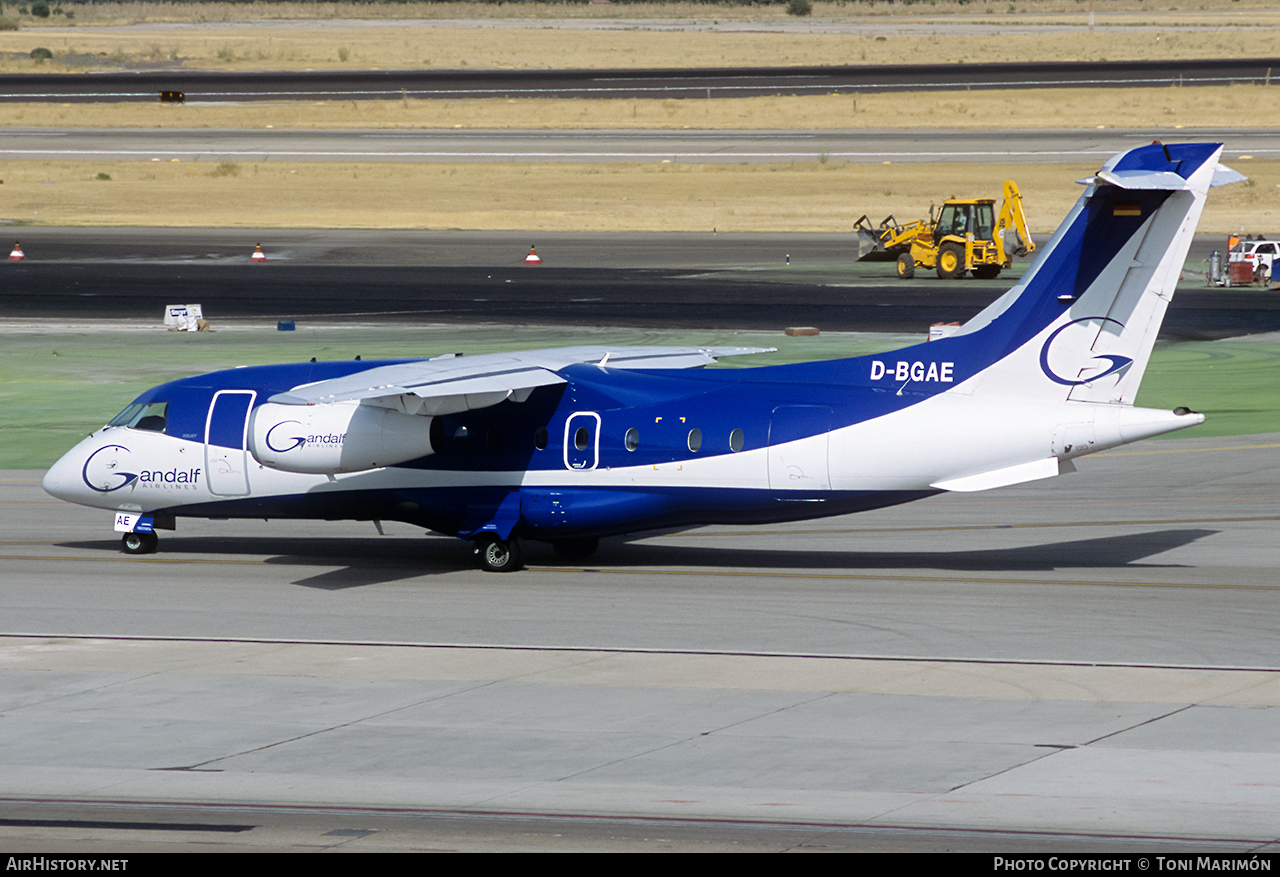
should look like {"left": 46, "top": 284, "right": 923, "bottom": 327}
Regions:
{"left": 1212, "top": 164, "right": 1247, "bottom": 188}
{"left": 1095, "top": 169, "right": 1194, "bottom": 191}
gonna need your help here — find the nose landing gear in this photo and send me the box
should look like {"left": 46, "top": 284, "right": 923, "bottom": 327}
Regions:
{"left": 121, "top": 531, "right": 159, "bottom": 555}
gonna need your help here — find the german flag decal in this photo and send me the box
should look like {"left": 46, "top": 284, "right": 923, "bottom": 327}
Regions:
{"left": 1114, "top": 203, "right": 1142, "bottom": 216}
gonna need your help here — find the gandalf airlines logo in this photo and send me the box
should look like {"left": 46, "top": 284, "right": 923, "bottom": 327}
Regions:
{"left": 1039, "top": 317, "right": 1134, "bottom": 387}
{"left": 265, "top": 420, "right": 346, "bottom": 453}
{"left": 81, "top": 444, "right": 201, "bottom": 493}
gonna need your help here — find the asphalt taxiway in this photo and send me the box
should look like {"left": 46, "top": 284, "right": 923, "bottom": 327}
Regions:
{"left": 0, "top": 228, "right": 1270, "bottom": 339}
{"left": 2, "top": 428, "right": 1279, "bottom": 851}
{"left": 6, "top": 127, "right": 1278, "bottom": 164}
{"left": 2, "top": 58, "right": 1275, "bottom": 103}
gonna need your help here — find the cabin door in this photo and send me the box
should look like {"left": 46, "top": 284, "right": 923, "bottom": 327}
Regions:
{"left": 205, "top": 390, "right": 256, "bottom": 497}
{"left": 768, "top": 405, "right": 832, "bottom": 491}
{"left": 563, "top": 412, "right": 601, "bottom": 471}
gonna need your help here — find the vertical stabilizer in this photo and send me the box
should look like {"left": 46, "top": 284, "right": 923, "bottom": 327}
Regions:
{"left": 944, "top": 143, "right": 1238, "bottom": 405}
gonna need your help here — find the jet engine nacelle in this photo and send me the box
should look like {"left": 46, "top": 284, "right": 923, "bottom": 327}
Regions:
{"left": 248, "top": 401, "right": 434, "bottom": 474}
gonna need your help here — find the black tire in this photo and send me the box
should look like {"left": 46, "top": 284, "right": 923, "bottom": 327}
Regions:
{"left": 121, "top": 532, "right": 158, "bottom": 555}
{"left": 553, "top": 537, "right": 600, "bottom": 562}
{"left": 971, "top": 264, "right": 1001, "bottom": 280}
{"left": 895, "top": 253, "right": 915, "bottom": 279}
{"left": 476, "top": 535, "right": 523, "bottom": 572}
{"left": 937, "top": 242, "right": 966, "bottom": 279}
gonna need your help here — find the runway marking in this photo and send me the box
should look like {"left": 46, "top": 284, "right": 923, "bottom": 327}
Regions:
{"left": 530, "top": 566, "right": 1280, "bottom": 592}
{"left": 1, "top": 631, "right": 1277, "bottom": 673}
{"left": 1, "top": 512, "right": 1276, "bottom": 550}
{"left": 0, "top": 553, "right": 265, "bottom": 564}
{"left": 0, "top": 793, "right": 1266, "bottom": 849}
{"left": 688, "top": 514, "right": 1280, "bottom": 537}
{"left": 0, "top": 148, "right": 1131, "bottom": 161}
{"left": 2, "top": 552, "right": 1276, "bottom": 591}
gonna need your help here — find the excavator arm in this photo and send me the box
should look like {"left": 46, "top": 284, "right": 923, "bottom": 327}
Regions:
{"left": 997, "top": 180, "right": 1036, "bottom": 261}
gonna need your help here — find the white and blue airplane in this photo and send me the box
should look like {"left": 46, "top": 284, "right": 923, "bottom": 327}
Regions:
{"left": 43, "top": 143, "right": 1240, "bottom": 571}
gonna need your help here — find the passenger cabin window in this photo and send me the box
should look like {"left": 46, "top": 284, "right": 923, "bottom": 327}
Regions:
{"left": 534, "top": 427, "right": 549, "bottom": 451}
{"left": 625, "top": 428, "right": 639, "bottom": 452}
{"left": 108, "top": 401, "right": 168, "bottom": 433}
{"left": 729, "top": 429, "right": 744, "bottom": 452}
{"left": 687, "top": 428, "right": 702, "bottom": 452}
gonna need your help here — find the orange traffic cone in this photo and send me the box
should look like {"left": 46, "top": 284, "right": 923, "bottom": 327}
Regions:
{"left": 250, "top": 243, "right": 267, "bottom": 263}
{"left": 8, "top": 241, "right": 25, "bottom": 261}
{"left": 524, "top": 246, "right": 542, "bottom": 266}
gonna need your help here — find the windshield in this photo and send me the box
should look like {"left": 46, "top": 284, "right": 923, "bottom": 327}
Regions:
{"left": 107, "top": 400, "right": 169, "bottom": 433}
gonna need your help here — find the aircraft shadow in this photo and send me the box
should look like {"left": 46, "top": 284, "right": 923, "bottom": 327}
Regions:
{"left": 60, "top": 536, "right": 471, "bottom": 590}
{"left": 599, "top": 527, "right": 1218, "bottom": 574}
{"left": 59, "top": 527, "right": 1216, "bottom": 589}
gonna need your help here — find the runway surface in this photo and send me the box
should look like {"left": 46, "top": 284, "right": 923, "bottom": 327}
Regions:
{"left": 0, "top": 229, "right": 1268, "bottom": 340}
{"left": 3, "top": 59, "right": 1276, "bottom": 103}
{"left": 6, "top": 127, "right": 1277, "bottom": 165}
{"left": 3, "top": 429, "right": 1280, "bottom": 850}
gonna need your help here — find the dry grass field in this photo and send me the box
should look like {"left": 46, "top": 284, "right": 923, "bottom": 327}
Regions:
{"left": 5, "top": 19, "right": 1280, "bottom": 73}
{"left": 4, "top": 1, "right": 1280, "bottom": 72}
{"left": 8, "top": 0, "right": 1280, "bottom": 27}
{"left": 3, "top": 155, "right": 1274, "bottom": 234}
{"left": 3, "top": 86, "right": 1272, "bottom": 131}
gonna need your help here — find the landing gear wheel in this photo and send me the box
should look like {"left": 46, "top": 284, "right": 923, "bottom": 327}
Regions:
{"left": 475, "top": 535, "right": 523, "bottom": 573}
{"left": 895, "top": 253, "right": 915, "bottom": 279}
{"left": 121, "top": 532, "right": 158, "bottom": 555}
{"left": 937, "top": 243, "right": 966, "bottom": 279}
{"left": 553, "top": 537, "right": 599, "bottom": 562}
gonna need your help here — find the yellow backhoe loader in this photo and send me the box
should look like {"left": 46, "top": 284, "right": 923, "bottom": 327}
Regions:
{"left": 854, "top": 181, "right": 1035, "bottom": 280}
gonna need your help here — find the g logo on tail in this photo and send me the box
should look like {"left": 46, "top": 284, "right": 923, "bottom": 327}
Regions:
{"left": 1039, "top": 317, "right": 1134, "bottom": 387}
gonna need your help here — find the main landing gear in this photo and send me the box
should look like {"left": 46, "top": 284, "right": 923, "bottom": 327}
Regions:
{"left": 474, "top": 534, "right": 523, "bottom": 573}
{"left": 121, "top": 531, "right": 159, "bottom": 555}
{"left": 473, "top": 535, "right": 602, "bottom": 571}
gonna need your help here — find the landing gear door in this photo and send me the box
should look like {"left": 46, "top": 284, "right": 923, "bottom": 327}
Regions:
{"left": 205, "top": 390, "right": 256, "bottom": 496}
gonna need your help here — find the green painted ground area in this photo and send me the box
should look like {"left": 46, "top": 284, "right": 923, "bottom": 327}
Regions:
{"left": 1138, "top": 338, "right": 1280, "bottom": 438}
{"left": 2, "top": 324, "right": 1275, "bottom": 470}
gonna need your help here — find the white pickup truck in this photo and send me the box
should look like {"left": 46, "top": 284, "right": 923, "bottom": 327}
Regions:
{"left": 1228, "top": 239, "right": 1279, "bottom": 285}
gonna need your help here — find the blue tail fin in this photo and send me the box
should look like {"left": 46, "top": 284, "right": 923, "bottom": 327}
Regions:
{"left": 935, "top": 142, "right": 1240, "bottom": 402}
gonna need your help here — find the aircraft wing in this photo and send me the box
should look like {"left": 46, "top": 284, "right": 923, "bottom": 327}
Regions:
{"left": 267, "top": 345, "right": 772, "bottom": 417}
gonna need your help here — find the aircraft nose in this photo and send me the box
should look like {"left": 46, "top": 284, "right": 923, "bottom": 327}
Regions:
{"left": 42, "top": 441, "right": 90, "bottom": 503}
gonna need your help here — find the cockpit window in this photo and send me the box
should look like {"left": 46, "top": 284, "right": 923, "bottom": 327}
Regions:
{"left": 108, "top": 401, "right": 168, "bottom": 433}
